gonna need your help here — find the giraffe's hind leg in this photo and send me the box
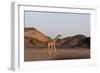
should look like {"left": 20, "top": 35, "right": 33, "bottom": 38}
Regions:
{"left": 49, "top": 46, "right": 53, "bottom": 55}
{"left": 44, "top": 43, "right": 50, "bottom": 54}
{"left": 54, "top": 48, "right": 57, "bottom": 54}
{"left": 44, "top": 47, "right": 47, "bottom": 54}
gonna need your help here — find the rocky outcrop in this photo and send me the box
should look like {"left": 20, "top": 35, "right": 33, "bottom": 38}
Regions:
{"left": 58, "top": 34, "right": 90, "bottom": 48}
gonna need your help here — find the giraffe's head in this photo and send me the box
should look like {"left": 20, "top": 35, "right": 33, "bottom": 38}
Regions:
{"left": 54, "top": 34, "right": 62, "bottom": 41}
{"left": 57, "top": 34, "right": 62, "bottom": 38}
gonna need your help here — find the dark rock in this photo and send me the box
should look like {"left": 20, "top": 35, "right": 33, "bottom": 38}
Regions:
{"left": 57, "top": 34, "right": 90, "bottom": 48}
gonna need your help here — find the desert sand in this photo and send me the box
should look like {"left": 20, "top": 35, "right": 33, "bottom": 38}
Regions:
{"left": 24, "top": 48, "right": 90, "bottom": 61}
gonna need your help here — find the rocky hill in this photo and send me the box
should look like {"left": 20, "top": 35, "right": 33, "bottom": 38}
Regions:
{"left": 24, "top": 27, "right": 51, "bottom": 48}
{"left": 24, "top": 27, "right": 90, "bottom": 48}
{"left": 24, "top": 27, "right": 50, "bottom": 42}
{"left": 57, "top": 34, "right": 90, "bottom": 48}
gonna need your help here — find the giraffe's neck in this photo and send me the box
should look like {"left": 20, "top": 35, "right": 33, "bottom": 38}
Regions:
{"left": 53, "top": 35, "right": 60, "bottom": 42}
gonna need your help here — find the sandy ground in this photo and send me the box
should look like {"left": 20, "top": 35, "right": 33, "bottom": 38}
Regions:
{"left": 24, "top": 48, "right": 90, "bottom": 61}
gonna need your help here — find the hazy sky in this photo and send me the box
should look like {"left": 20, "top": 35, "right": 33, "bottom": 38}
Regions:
{"left": 24, "top": 11, "right": 90, "bottom": 38}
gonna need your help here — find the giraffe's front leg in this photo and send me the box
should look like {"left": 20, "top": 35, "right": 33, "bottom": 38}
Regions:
{"left": 54, "top": 43, "right": 57, "bottom": 54}
{"left": 50, "top": 46, "right": 54, "bottom": 55}
{"left": 47, "top": 43, "right": 51, "bottom": 55}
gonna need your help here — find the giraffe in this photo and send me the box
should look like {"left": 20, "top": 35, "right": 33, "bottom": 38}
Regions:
{"left": 44, "top": 34, "right": 62, "bottom": 55}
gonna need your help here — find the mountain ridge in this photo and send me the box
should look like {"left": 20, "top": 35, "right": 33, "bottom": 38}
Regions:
{"left": 24, "top": 27, "right": 90, "bottom": 48}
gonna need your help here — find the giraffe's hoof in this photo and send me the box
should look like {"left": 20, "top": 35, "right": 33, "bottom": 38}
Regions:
{"left": 54, "top": 50, "right": 57, "bottom": 54}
